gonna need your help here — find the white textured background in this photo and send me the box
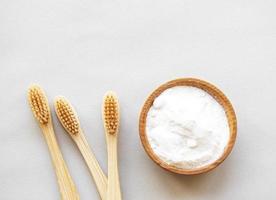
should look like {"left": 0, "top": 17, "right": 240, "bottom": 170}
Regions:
{"left": 1, "top": 0, "right": 276, "bottom": 199}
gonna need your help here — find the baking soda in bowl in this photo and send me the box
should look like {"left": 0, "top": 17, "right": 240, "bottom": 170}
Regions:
{"left": 146, "top": 86, "right": 230, "bottom": 170}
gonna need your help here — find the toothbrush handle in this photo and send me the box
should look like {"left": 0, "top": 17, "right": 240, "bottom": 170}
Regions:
{"left": 42, "top": 124, "right": 79, "bottom": 200}
{"left": 75, "top": 131, "right": 107, "bottom": 200}
{"left": 106, "top": 135, "right": 122, "bottom": 200}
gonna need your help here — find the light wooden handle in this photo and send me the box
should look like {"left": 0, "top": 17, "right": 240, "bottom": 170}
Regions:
{"left": 74, "top": 131, "right": 107, "bottom": 200}
{"left": 42, "top": 125, "right": 79, "bottom": 200}
{"left": 106, "top": 135, "right": 122, "bottom": 200}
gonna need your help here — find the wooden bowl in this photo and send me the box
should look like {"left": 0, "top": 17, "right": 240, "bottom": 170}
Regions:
{"left": 139, "top": 78, "right": 237, "bottom": 175}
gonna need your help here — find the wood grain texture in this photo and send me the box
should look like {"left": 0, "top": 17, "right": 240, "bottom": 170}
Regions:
{"left": 103, "top": 92, "right": 122, "bottom": 200}
{"left": 139, "top": 78, "right": 237, "bottom": 175}
{"left": 54, "top": 96, "right": 107, "bottom": 200}
{"left": 40, "top": 122, "right": 80, "bottom": 200}
{"left": 69, "top": 129, "right": 108, "bottom": 200}
{"left": 28, "top": 85, "right": 79, "bottom": 200}
{"left": 105, "top": 135, "right": 122, "bottom": 200}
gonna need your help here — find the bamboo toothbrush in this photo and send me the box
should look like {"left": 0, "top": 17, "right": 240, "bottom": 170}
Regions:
{"left": 54, "top": 96, "right": 107, "bottom": 200}
{"left": 103, "top": 92, "right": 122, "bottom": 200}
{"left": 27, "top": 85, "right": 79, "bottom": 200}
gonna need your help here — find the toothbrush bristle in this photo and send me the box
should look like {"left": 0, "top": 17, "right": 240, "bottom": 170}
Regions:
{"left": 28, "top": 85, "right": 50, "bottom": 124}
{"left": 103, "top": 92, "right": 119, "bottom": 135}
{"left": 55, "top": 97, "right": 80, "bottom": 135}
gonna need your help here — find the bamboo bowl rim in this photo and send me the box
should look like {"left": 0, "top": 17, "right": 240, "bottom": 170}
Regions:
{"left": 139, "top": 78, "right": 237, "bottom": 175}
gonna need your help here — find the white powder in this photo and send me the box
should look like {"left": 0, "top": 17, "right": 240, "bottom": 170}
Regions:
{"left": 146, "top": 86, "right": 230, "bottom": 169}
